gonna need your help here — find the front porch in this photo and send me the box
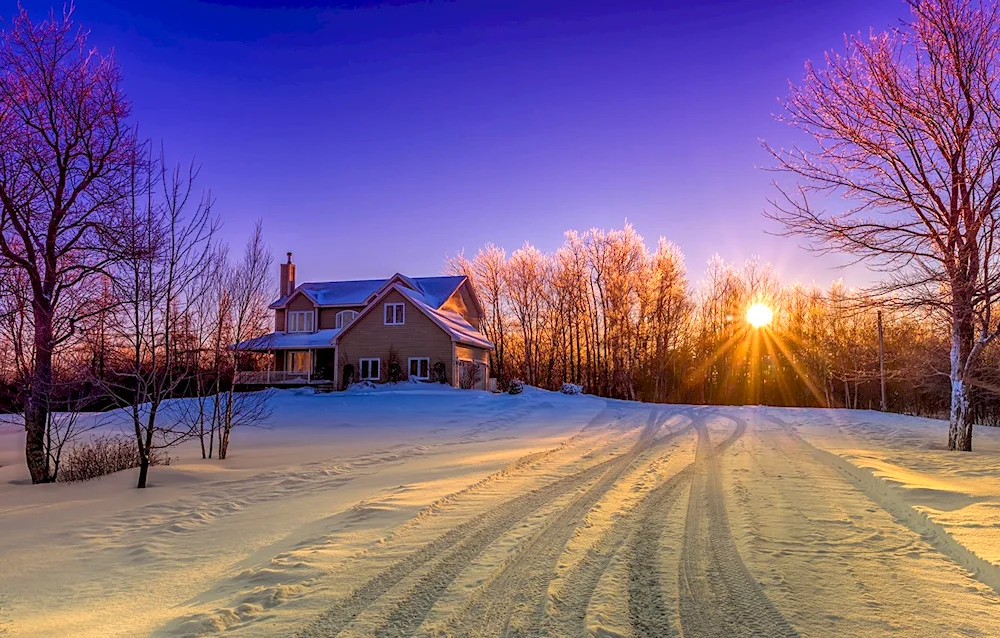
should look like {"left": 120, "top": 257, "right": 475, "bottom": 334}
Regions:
{"left": 235, "top": 347, "right": 337, "bottom": 387}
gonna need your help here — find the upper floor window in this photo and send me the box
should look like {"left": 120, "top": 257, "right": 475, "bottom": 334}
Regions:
{"left": 384, "top": 303, "right": 405, "bottom": 325}
{"left": 287, "top": 310, "right": 314, "bottom": 333}
{"left": 335, "top": 310, "right": 358, "bottom": 330}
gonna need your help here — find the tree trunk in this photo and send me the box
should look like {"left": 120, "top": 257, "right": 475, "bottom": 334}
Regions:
{"left": 24, "top": 304, "right": 54, "bottom": 484}
{"left": 948, "top": 278, "right": 976, "bottom": 451}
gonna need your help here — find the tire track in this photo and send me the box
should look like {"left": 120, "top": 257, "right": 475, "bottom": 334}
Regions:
{"left": 544, "top": 410, "right": 740, "bottom": 638}
{"left": 366, "top": 408, "right": 670, "bottom": 638}
{"left": 675, "top": 415, "right": 799, "bottom": 638}
{"left": 296, "top": 406, "right": 651, "bottom": 638}
{"left": 445, "top": 411, "right": 693, "bottom": 637}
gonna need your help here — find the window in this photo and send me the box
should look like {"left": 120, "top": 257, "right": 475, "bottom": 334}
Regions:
{"left": 409, "top": 357, "right": 430, "bottom": 380}
{"left": 384, "top": 302, "right": 405, "bottom": 325}
{"left": 335, "top": 310, "right": 358, "bottom": 330}
{"left": 287, "top": 351, "right": 311, "bottom": 373}
{"left": 360, "top": 358, "right": 380, "bottom": 381}
{"left": 287, "top": 310, "right": 314, "bottom": 333}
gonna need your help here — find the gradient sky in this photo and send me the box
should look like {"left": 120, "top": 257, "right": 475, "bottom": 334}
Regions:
{"left": 15, "top": 0, "right": 908, "bottom": 287}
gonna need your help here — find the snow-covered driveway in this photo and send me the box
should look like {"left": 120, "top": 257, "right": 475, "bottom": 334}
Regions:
{"left": 1, "top": 388, "right": 999, "bottom": 637}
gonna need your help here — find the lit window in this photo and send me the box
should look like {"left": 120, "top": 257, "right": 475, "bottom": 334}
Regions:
{"left": 409, "top": 357, "right": 430, "bottom": 380}
{"left": 288, "top": 351, "right": 310, "bottom": 373}
{"left": 287, "top": 310, "right": 314, "bottom": 333}
{"left": 335, "top": 310, "right": 358, "bottom": 329}
{"left": 360, "top": 358, "right": 380, "bottom": 381}
{"left": 384, "top": 303, "right": 405, "bottom": 325}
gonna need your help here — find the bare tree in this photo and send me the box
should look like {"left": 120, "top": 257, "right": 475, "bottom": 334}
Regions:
{"left": 766, "top": 0, "right": 1000, "bottom": 450}
{"left": 218, "top": 222, "right": 273, "bottom": 460}
{"left": 106, "top": 148, "right": 217, "bottom": 488}
{"left": 0, "top": 7, "right": 135, "bottom": 482}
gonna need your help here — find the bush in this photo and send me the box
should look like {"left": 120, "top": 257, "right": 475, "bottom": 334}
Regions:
{"left": 342, "top": 364, "right": 355, "bottom": 389}
{"left": 560, "top": 383, "right": 583, "bottom": 395}
{"left": 59, "top": 433, "right": 168, "bottom": 483}
{"left": 387, "top": 348, "right": 404, "bottom": 383}
{"left": 432, "top": 361, "right": 448, "bottom": 384}
{"left": 508, "top": 379, "right": 525, "bottom": 395}
{"left": 387, "top": 361, "right": 403, "bottom": 383}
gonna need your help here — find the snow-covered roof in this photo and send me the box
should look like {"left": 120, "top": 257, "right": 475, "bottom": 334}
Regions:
{"left": 270, "top": 275, "right": 466, "bottom": 310}
{"left": 234, "top": 328, "right": 340, "bottom": 351}
{"left": 395, "top": 286, "right": 494, "bottom": 349}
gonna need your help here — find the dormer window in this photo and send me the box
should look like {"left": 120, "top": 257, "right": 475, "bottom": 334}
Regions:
{"left": 287, "top": 310, "right": 315, "bottom": 333}
{"left": 335, "top": 310, "right": 358, "bottom": 330}
{"left": 384, "top": 303, "right": 405, "bottom": 325}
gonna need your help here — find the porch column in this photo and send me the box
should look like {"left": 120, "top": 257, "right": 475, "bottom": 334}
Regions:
{"left": 333, "top": 345, "right": 340, "bottom": 389}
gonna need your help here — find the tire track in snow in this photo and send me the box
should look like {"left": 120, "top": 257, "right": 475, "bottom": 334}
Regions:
{"left": 675, "top": 414, "right": 799, "bottom": 638}
{"left": 765, "top": 411, "right": 1000, "bottom": 597}
{"left": 296, "top": 406, "right": 647, "bottom": 637}
{"left": 443, "top": 410, "right": 691, "bottom": 637}
{"left": 365, "top": 408, "right": 671, "bottom": 638}
{"left": 544, "top": 443, "right": 693, "bottom": 638}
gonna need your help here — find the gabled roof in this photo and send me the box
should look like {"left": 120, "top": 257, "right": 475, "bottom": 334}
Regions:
{"left": 334, "top": 282, "right": 494, "bottom": 350}
{"left": 396, "top": 286, "right": 494, "bottom": 349}
{"left": 270, "top": 275, "right": 467, "bottom": 310}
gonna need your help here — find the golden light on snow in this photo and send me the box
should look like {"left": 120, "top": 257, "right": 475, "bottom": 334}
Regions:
{"left": 747, "top": 303, "right": 773, "bottom": 328}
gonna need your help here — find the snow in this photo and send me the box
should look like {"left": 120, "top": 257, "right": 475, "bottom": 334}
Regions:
{"left": 234, "top": 328, "right": 340, "bottom": 350}
{"left": 269, "top": 275, "right": 466, "bottom": 309}
{"left": 2, "top": 393, "right": 1000, "bottom": 637}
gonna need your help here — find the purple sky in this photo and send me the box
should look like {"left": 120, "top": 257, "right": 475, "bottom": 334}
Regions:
{"left": 18, "top": 0, "right": 907, "bottom": 287}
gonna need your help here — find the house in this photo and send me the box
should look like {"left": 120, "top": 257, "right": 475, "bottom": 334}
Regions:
{"left": 234, "top": 254, "right": 493, "bottom": 390}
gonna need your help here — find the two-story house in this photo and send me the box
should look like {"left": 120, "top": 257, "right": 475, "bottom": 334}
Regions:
{"left": 234, "top": 254, "right": 493, "bottom": 390}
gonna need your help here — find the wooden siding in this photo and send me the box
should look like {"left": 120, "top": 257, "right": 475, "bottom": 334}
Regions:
{"left": 319, "top": 305, "right": 366, "bottom": 330}
{"left": 337, "top": 289, "right": 455, "bottom": 383}
{"left": 287, "top": 294, "right": 316, "bottom": 312}
{"left": 456, "top": 344, "right": 489, "bottom": 364}
{"left": 274, "top": 308, "right": 286, "bottom": 332}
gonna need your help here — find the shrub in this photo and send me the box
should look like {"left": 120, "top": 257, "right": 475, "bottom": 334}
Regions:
{"left": 387, "top": 348, "right": 404, "bottom": 383}
{"left": 59, "top": 433, "right": 168, "bottom": 483}
{"left": 432, "top": 361, "right": 448, "bottom": 384}
{"left": 342, "top": 364, "right": 355, "bottom": 389}
{"left": 508, "top": 379, "right": 525, "bottom": 395}
{"left": 560, "top": 383, "right": 583, "bottom": 395}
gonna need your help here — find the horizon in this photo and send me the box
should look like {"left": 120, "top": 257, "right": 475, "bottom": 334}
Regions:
{"left": 16, "top": 0, "right": 906, "bottom": 289}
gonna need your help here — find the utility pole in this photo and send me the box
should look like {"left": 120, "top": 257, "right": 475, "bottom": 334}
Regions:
{"left": 877, "top": 310, "right": 887, "bottom": 412}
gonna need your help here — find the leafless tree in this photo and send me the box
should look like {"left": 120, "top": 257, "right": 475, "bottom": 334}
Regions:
{"left": 217, "top": 222, "right": 273, "bottom": 460}
{"left": 766, "top": 0, "right": 1000, "bottom": 450}
{"left": 0, "top": 7, "right": 136, "bottom": 482}
{"left": 105, "top": 148, "right": 217, "bottom": 488}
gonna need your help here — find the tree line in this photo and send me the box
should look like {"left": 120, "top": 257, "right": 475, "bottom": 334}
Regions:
{"left": 450, "top": 224, "right": 1000, "bottom": 421}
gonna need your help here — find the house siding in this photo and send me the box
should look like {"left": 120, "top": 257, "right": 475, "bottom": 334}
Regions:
{"left": 456, "top": 344, "right": 489, "bottom": 364}
{"left": 275, "top": 308, "right": 286, "bottom": 332}
{"left": 319, "top": 305, "right": 366, "bottom": 330}
{"left": 337, "top": 289, "right": 455, "bottom": 384}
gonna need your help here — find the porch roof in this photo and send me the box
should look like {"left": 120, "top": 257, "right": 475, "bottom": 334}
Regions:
{"left": 234, "top": 328, "right": 340, "bottom": 351}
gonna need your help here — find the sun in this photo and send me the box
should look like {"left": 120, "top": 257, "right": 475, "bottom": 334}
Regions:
{"left": 747, "top": 303, "right": 773, "bottom": 328}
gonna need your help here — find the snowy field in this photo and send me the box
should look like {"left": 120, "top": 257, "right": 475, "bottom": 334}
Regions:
{"left": 2, "top": 387, "right": 1000, "bottom": 637}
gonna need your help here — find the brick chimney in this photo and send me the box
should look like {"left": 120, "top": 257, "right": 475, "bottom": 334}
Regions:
{"left": 279, "top": 252, "right": 296, "bottom": 298}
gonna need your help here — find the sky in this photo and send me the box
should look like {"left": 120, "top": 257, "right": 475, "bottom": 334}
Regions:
{"left": 14, "top": 0, "right": 909, "bottom": 288}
